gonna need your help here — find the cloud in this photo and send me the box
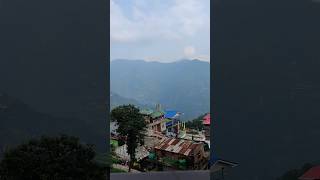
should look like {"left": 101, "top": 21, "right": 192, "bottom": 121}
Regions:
{"left": 192, "top": 55, "right": 210, "bottom": 62}
{"left": 110, "top": 0, "right": 209, "bottom": 43}
{"left": 184, "top": 46, "right": 196, "bottom": 57}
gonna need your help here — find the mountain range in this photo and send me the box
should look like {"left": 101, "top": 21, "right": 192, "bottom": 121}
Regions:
{"left": 110, "top": 59, "right": 210, "bottom": 120}
{"left": 110, "top": 92, "right": 147, "bottom": 109}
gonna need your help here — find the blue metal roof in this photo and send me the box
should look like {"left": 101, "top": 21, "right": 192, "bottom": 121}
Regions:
{"left": 164, "top": 111, "right": 178, "bottom": 118}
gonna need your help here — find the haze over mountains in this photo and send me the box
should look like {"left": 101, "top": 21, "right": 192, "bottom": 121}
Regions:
{"left": 110, "top": 59, "right": 210, "bottom": 120}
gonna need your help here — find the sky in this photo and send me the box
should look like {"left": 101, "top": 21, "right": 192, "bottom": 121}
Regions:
{"left": 110, "top": 0, "right": 210, "bottom": 63}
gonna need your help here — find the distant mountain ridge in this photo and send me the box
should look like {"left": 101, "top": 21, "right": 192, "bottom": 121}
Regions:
{"left": 110, "top": 92, "right": 149, "bottom": 110}
{"left": 110, "top": 59, "right": 210, "bottom": 120}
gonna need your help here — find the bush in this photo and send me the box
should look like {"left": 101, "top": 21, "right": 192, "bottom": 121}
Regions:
{"left": 0, "top": 135, "right": 107, "bottom": 180}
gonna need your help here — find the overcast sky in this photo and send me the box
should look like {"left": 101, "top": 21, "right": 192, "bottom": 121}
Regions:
{"left": 110, "top": 0, "right": 210, "bottom": 63}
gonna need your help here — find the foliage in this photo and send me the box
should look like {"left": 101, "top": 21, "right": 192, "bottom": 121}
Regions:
{"left": 111, "top": 104, "right": 147, "bottom": 172}
{"left": 118, "top": 139, "right": 125, "bottom": 146}
{"left": 0, "top": 135, "right": 107, "bottom": 180}
{"left": 93, "top": 152, "right": 112, "bottom": 168}
{"left": 161, "top": 157, "right": 187, "bottom": 170}
{"left": 185, "top": 114, "right": 207, "bottom": 130}
{"left": 111, "top": 168, "right": 126, "bottom": 173}
{"left": 277, "top": 163, "right": 314, "bottom": 180}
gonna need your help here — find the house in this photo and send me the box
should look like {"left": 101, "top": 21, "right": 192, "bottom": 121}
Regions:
{"left": 203, "top": 113, "right": 211, "bottom": 140}
{"left": 149, "top": 110, "right": 167, "bottom": 132}
{"left": 140, "top": 105, "right": 167, "bottom": 133}
{"left": 180, "top": 129, "right": 207, "bottom": 143}
{"left": 164, "top": 110, "right": 183, "bottom": 136}
{"left": 299, "top": 166, "right": 320, "bottom": 180}
{"left": 154, "top": 137, "right": 209, "bottom": 170}
{"left": 140, "top": 108, "right": 154, "bottom": 124}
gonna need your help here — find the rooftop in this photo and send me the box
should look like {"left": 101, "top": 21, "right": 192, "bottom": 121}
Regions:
{"left": 140, "top": 109, "right": 154, "bottom": 116}
{"left": 299, "top": 166, "right": 320, "bottom": 180}
{"left": 154, "top": 137, "right": 204, "bottom": 156}
{"left": 203, "top": 113, "right": 210, "bottom": 125}
{"left": 164, "top": 111, "right": 180, "bottom": 119}
{"left": 151, "top": 111, "right": 165, "bottom": 119}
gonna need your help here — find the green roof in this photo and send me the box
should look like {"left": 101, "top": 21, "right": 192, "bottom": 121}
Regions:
{"left": 164, "top": 118, "right": 172, "bottom": 122}
{"left": 151, "top": 111, "right": 165, "bottom": 118}
{"left": 140, "top": 109, "right": 154, "bottom": 115}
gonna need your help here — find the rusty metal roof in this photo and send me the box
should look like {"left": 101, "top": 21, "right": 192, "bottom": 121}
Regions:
{"left": 154, "top": 137, "right": 203, "bottom": 156}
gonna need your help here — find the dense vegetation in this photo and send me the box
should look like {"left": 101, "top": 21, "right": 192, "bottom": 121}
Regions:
{"left": 0, "top": 135, "right": 108, "bottom": 180}
{"left": 111, "top": 105, "right": 147, "bottom": 172}
{"left": 185, "top": 114, "right": 207, "bottom": 130}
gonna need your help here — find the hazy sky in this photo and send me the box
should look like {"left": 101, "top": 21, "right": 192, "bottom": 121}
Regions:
{"left": 110, "top": 0, "right": 210, "bottom": 63}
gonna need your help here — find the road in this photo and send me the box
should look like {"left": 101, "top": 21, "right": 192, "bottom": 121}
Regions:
{"left": 111, "top": 170, "right": 210, "bottom": 180}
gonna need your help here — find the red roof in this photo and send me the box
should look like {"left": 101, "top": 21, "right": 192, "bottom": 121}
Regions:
{"left": 203, "top": 113, "right": 210, "bottom": 125}
{"left": 299, "top": 166, "right": 320, "bottom": 180}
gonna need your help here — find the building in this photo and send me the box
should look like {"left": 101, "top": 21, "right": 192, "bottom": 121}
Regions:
{"left": 180, "top": 129, "right": 207, "bottom": 143}
{"left": 203, "top": 113, "right": 210, "bottom": 140}
{"left": 140, "top": 105, "right": 167, "bottom": 133}
{"left": 154, "top": 137, "right": 209, "bottom": 170}
{"left": 299, "top": 166, "right": 320, "bottom": 180}
{"left": 140, "top": 108, "right": 154, "bottom": 124}
{"left": 164, "top": 110, "right": 182, "bottom": 137}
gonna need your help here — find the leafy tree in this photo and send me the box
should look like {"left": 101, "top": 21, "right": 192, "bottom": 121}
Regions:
{"left": 0, "top": 135, "right": 107, "bottom": 180}
{"left": 185, "top": 114, "right": 207, "bottom": 130}
{"left": 111, "top": 104, "right": 146, "bottom": 172}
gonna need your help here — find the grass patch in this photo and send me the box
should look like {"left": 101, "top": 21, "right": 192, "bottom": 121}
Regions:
{"left": 111, "top": 168, "right": 127, "bottom": 173}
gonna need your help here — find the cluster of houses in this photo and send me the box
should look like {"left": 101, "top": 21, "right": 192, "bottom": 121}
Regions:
{"left": 110, "top": 104, "right": 212, "bottom": 171}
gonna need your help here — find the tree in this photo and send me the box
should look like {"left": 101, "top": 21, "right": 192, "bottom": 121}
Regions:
{"left": 185, "top": 114, "right": 206, "bottom": 130}
{"left": 111, "top": 104, "right": 146, "bottom": 172}
{"left": 0, "top": 135, "right": 107, "bottom": 180}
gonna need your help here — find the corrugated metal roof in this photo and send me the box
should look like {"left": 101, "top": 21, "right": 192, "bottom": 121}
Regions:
{"left": 154, "top": 137, "right": 203, "bottom": 156}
